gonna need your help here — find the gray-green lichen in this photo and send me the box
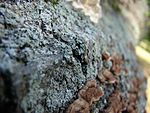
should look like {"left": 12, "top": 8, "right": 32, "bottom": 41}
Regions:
{"left": 0, "top": 0, "right": 146, "bottom": 113}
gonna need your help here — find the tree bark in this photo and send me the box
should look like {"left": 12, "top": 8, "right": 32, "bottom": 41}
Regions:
{"left": 0, "top": 0, "right": 147, "bottom": 113}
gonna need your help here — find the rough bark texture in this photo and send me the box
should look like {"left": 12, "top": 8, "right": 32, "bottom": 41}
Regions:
{"left": 0, "top": 0, "right": 147, "bottom": 113}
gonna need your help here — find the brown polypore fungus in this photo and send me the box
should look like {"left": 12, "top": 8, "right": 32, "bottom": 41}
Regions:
{"left": 98, "top": 69, "right": 117, "bottom": 84}
{"left": 125, "top": 77, "right": 145, "bottom": 113}
{"left": 105, "top": 91, "right": 126, "bottom": 113}
{"left": 102, "top": 52, "right": 110, "bottom": 61}
{"left": 67, "top": 98, "right": 90, "bottom": 113}
{"left": 85, "top": 79, "right": 97, "bottom": 88}
{"left": 110, "top": 54, "right": 123, "bottom": 75}
{"left": 126, "top": 93, "right": 138, "bottom": 113}
{"left": 67, "top": 80, "right": 104, "bottom": 113}
{"left": 97, "top": 74, "right": 106, "bottom": 83}
{"left": 131, "top": 77, "right": 144, "bottom": 92}
{"left": 78, "top": 80, "right": 104, "bottom": 105}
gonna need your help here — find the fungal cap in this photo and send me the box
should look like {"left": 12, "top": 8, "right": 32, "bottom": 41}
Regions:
{"left": 86, "top": 79, "right": 97, "bottom": 88}
{"left": 105, "top": 91, "right": 126, "bottom": 113}
{"left": 111, "top": 54, "right": 123, "bottom": 65}
{"left": 79, "top": 87, "right": 104, "bottom": 105}
{"left": 102, "top": 52, "right": 111, "bottom": 61}
{"left": 112, "top": 65, "right": 122, "bottom": 76}
{"left": 67, "top": 98, "right": 90, "bottom": 113}
{"left": 79, "top": 80, "right": 104, "bottom": 105}
{"left": 97, "top": 74, "right": 106, "bottom": 83}
{"left": 110, "top": 54, "right": 124, "bottom": 76}
{"left": 102, "top": 69, "right": 117, "bottom": 84}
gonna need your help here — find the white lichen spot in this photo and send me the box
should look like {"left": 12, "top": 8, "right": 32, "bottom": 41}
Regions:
{"left": 66, "top": 0, "right": 102, "bottom": 23}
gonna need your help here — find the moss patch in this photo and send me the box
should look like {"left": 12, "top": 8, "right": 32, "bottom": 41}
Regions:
{"left": 107, "top": 0, "right": 121, "bottom": 12}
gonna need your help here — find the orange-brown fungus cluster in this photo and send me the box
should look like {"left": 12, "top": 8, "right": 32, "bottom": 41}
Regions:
{"left": 131, "top": 77, "right": 144, "bottom": 92}
{"left": 110, "top": 53, "right": 124, "bottom": 76}
{"left": 126, "top": 77, "right": 145, "bottom": 113}
{"left": 104, "top": 91, "right": 126, "bottom": 113}
{"left": 79, "top": 80, "right": 104, "bottom": 105}
{"left": 67, "top": 98, "right": 90, "bottom": 113}
{"left": 98, "top": 52, "right": 128, "bottom": 84}
{"left": 67, "top": 52, "right": 130, "bottom": 113}
{"left": 98, "top": 69, "right": 117, "bottom": 84}
{"left": 102, "top": 52, "right": 110, "bottom": 61}
{"left": 103, "top": 77, "right": 145, "bottom": 113}
{"left": 67, "top": 80, "right": 103, "bottom": 113}
{"left": 126, "top": 93, "right": 138, "bottom": 113}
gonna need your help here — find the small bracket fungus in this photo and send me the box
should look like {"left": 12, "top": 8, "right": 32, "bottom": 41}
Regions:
{"left": 97, "top": 74, "right": 106, "bottom": 83}
{"left": 125, "top": 77, "right": 145, "bottom": 113}
{"left": 78, "top": 80, "right": 104, "bottom": 105}
{"left": 110, "top": 54, "right": 123, "bottom": 76}
{"left": 85, "top": 79, "right": 97, "bottom": 88}
{"left": 98, "top": 69, "right": 117, "bottom": 84}
{"left": 101, "top": 52, "right": 128, "bottom": 75}
{"left": 104, "top": 91, "right": 126, "bottom": 113}
{"left": 102, "top": 52, "right": 111, "bottom": 61}
{"left": 67, "top": 80, "right": 104, "bottom": 113}
{"left": 131, "top": 77, "right": 144, "bottom": 93}
{"left": 67, "top": 98, "right": 90, "bottom": 113}
{"left": 66, "top": 0, "right": 102, "bottom": 23}
{"left": 126, "top": 93, "right": 138, "bottom": 113}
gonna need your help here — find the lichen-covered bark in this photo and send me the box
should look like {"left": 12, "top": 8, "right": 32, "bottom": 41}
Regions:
{"left": 0, "top": 0, "right": 147, "bottom": 113}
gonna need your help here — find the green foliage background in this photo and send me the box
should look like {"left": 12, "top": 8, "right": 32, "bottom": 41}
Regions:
{"left": 139, "top": 0, "right": 150, "bottom": 52}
